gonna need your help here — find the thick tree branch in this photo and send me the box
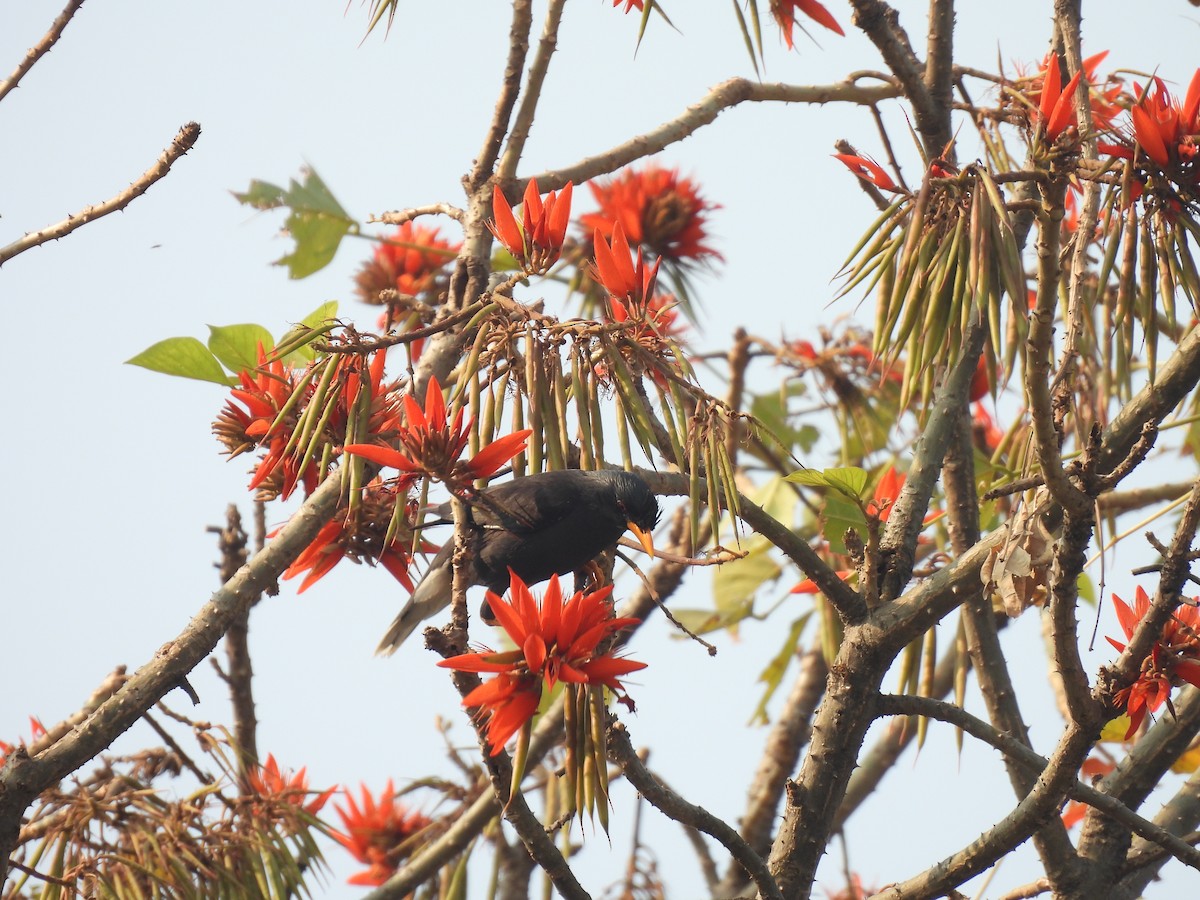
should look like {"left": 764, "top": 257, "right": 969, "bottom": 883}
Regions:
{"left": 878, "top": 694, "right": 1200, "bottom": 872}
{"left": 879, "top": 320, "right": 986, "bottom": 602}
{"left": 945, "top": 415, "right": 1082, "bottom": 878}
{"left": 848, "top": 0, "right": 943, "bottom": 156}
{"left": 497, "top": 0, "right": 566, "bottom": 181}
{"left": 467, "top": 0, "right": 532, "bottom": 193}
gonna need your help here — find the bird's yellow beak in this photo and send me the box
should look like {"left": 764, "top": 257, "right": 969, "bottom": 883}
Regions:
{"left": 627, "top": 521, "right": 655, "bottom": 559}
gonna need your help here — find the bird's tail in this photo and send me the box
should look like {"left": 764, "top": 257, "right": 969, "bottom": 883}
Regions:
{"left": 376, "top": 546, "right": 453, "bottom": 655}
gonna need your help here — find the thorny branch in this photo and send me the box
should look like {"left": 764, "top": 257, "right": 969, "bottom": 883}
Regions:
{"left": 0, "top": 0, "right": 86, "bottom": 103}
{"left": 0, "top": 122, "right": 201, "bottom": 267}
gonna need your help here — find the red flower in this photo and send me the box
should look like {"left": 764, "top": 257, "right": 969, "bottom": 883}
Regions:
{"left": 282, "top": 481, "right": 427, "bottom": 593}
{"left": 355, "top": 222, "right": 459, "bottom": 303}
{"left": 613, "top": 0, "right": 643, "bottom": 10}
{"left": 213, "top": 347, "right": 405, "bottom": 502}
{"left": 867, "top": 465, "right": 905, "bottom": 522}
{"left": 1102, "top": 72, "right": 1200, "bottom": 180}
{"left": 344, "top": 376, "right": 531, "bottom": 487}
{"left": 1107, "top": 586, "right": 1200, "bottom": 739}
{"left": 771, "top": 0, "right": 844, "bottom": 47}
{"left": 245, "top": 754, "right": 335, "bottom": 816}
{"left": 791, "top": 570, "right": 853, "bottom": 594}
{"left": 333, "top": 781, "right": 432, "bottom": 886}
{"left": 580, "top": 165, "right": 721, "bottom": 267}
{"left": 607, "top": 293, "right": 685, "bottom": 368}
{"left": 1035, "top": 59, "right": 1085, "bottom": 143}
{"left": 212, "top": 347, "right": 318, "bottom": 501}
{"left": 592, "top": 223, "right": 662, "bottom": 306}
{"left": 489, "top": 178, "right": 573, "bottom": 275}
{"left": 1133, "top": 74, "right": 1200, "bottom": 168}
{"left": 438, "top": 572, "right": 646, "bottom": 755}
{"left": 834, "top": 154, "right": 898, "bottom": 192}
{"left": 1023, "top": 52, "right": 1121, "bottom": 133}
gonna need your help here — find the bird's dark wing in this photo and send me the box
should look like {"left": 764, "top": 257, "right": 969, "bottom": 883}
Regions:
{"left": 471, "top": 472, "right": 631, "bottom": 589}
{"left": 471, "top": 472, "right": 589, "bottom": 535}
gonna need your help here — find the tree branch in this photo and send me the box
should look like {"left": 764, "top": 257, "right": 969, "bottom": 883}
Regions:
{"left": 0, "top": 470, "right": 343, "bottom": 881}
{"left": 466, "top": 0, "right": 532, "bottom": 193}
{"left": 606, "top": 722, "right": 783, "bottom": 900}
{"left": 878, "top": 694, "right": 1200, "bottom": 872}
{"left": 524, "top": 77, "right": 900, "bottom": 194}
{"left": 497, "top": 0, "right": 566, "bottom": 181}
{"left": 0, "top": 0, "right": 86, "bottom": 104}
{"left": 0, "top": 121, "right": 201, "bottom": 267}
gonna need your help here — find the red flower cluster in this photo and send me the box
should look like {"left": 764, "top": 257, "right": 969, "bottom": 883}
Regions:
{"left": 244, "top": 754, "right": 334, "bottom": 816}
{"left": 354, "top": 222, "right": 459, "bottom": 303}
{"left": 489, "top": 178, "right": 573, "bottom": 275}
{"left": 345, "top": 376, "right": 531, "bottom": 489}
{"left": 1107, "top": 586, "right": 1200, "bottom": 739}
{"left": 1034, "top": 60, "right": 1085, "bottom": 144}
{"left": 592, "top": 223, "right": 686, "bottom": 373}
{"left": 1022, "top": 52, "right": 1127, "bottom": 141}
{"left": 1095, "top": 69, "right": 1200, "bottom": 207}
{"left": 1127, "top": 73, "right": 1200, "bottom": 169}
{"left": 333, "top": 781, "right": 432, "bottom": 886}
{"left": 592, "top": 223, "right": 661, "bottom": 307}
{"left": 580, "top": 165, "right": 720, "bottom": 267}
{"left": 281, "top": 480, "right": 429, "bottom": 593}
{"left": 213, "top": 347, "right": 403, "bottom": 501}
{"left": 771, "top": 0, "right": 844, "bottom": 47}
{"left": 438, "top": 572, "right": 646, "bottom": 756}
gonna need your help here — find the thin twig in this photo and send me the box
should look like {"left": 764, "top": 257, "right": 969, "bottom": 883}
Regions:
{"left": 0, "top": 0, "right": 86, "bottom": 103}
{"left": 607, "top": 722, "right": 783, "bottom": 900}
{"left": 523, "top": 78, "right": 901, "bottom": 194}
{"left": 0, "top": 122, "right": 201, "bottom": 266}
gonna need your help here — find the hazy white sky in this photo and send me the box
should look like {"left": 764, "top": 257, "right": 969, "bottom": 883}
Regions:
{"left": 2, "top": 1, "right": 1198, "bottom": 896}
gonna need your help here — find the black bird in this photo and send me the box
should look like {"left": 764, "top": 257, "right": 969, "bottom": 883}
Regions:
{"left": 377, "top": 469, "right": 660, "bottom": 654}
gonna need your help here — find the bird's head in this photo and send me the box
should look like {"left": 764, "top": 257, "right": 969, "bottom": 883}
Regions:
{"left": 609, "top": 471, "right": 660, "bottom": 558}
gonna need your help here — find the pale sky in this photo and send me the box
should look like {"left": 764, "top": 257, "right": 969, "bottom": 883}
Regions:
{"left": 2, "top": 1, "right": 1197, "bottom": 896}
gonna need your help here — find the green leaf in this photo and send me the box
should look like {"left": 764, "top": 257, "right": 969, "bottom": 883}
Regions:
{"left": 825, "top": 466, "right": 869, "bottom": 499}
{"left": 713, "top": 537, "right": 782, "bottom": 611}
{"left": 786, "top": 465, "right": 868, "bottom": 501}
{"left": 824, "top": 491, "right": 867, "bottom": 555}
{"left": 749, "top": 612, "right": 813, "bottom": 726}
{"left": 276, "top": 301, "right": 340, "bottom": 364}
{"left": 207, "top": 323, "right": 274, "bottom": 374}
{"left": 234, "top": 167, "right": 357, "bottom": 279}
{"left": 125, "top": 337, "right": 231, "bottom": 385}
{"left": 232, "top": 179, "right": 287, "bottom": 210}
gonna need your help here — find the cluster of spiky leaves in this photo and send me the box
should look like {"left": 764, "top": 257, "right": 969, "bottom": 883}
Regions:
{"left": 5, "top": 737, "right": 328, "bottom": 899}
{"left": 839, "top": 162, "right": 1026, "bottom": 410}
